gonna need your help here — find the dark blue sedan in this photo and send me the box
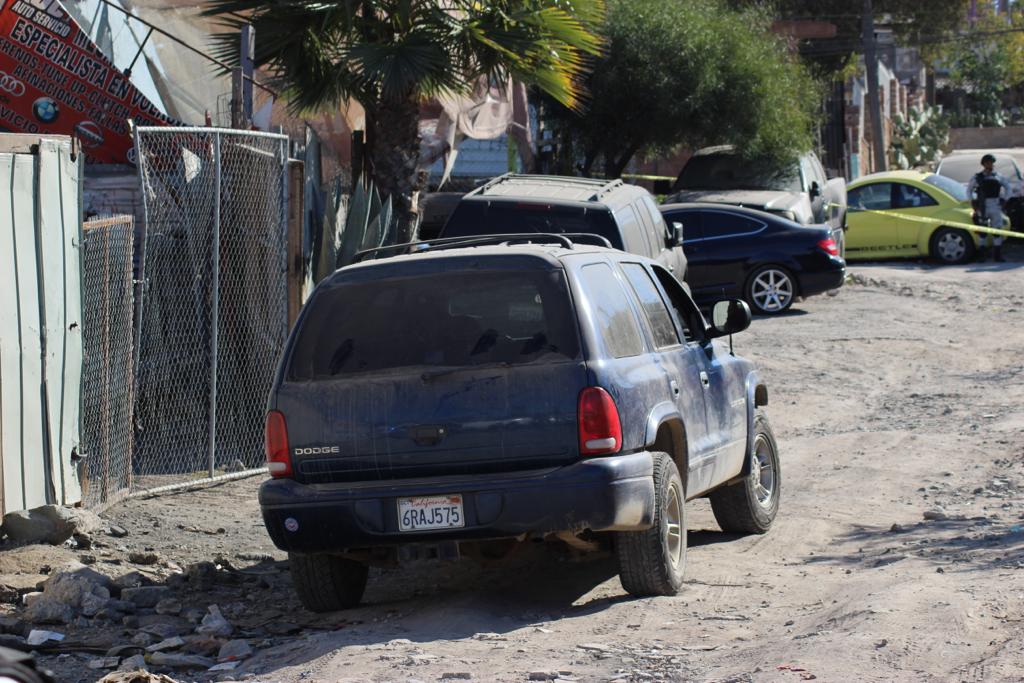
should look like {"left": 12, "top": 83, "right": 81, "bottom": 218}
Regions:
{"left": 660, "top": 203, "right": 846, "bottom": 315}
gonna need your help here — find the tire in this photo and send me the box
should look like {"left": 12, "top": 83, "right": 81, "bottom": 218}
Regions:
{"left": 709, "top": 410, "right": 781, "bottom": 534}
{"left": 745, "top": 266, "right": 795, "bottom": 315}
{"left": 929, "top": 227, "right": 975, "bottom": 265}
{"left": 615, "top": 452, "right": 686, "bottom": 597}
{"left": 289, "top": 552, "right": 369, "bottom": 612}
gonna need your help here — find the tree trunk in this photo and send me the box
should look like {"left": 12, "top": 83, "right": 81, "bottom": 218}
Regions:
{"left": 605, "top": 142, "right": 641, "bottom": 179}
{"left": 367, "top": 96, "right": 422, "bottom": 243}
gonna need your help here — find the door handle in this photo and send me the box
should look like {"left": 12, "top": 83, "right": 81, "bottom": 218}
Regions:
{"left": 699, "top": 371, "right": 710, "bottom": 388}
{"left": 670, "top": 379, "right": 680, "bottom": 397}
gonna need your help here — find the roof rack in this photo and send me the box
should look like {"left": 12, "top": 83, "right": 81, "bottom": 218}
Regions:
{"left": 474, "top": 173, "right": 626, "bottom": 202}
{"left": 352, "top": 232, "right": 613, "bottom": 263}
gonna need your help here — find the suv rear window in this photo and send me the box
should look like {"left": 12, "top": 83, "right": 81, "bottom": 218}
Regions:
{"left": 288, "top": 270, "right": 580, "bottom": 380}
{"left": 442, "top": 201, "right": 623, "bottom": 249}
{"left": 675, "top": 153, "right": 801, "bottom": 192}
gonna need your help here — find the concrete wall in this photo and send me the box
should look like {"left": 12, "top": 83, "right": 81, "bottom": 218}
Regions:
{"left": 949, "top": 127, "right": 1024, "bottom": 150}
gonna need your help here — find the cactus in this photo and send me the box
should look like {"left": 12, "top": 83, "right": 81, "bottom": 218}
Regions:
{"left": 310, "top": 178, "right": 398, "bottom": 284}
{"left": 889, "top": 106, "right": 951, "bottom": 171}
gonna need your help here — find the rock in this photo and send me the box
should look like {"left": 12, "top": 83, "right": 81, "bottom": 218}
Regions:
{"left": 25, "top": 629, "right": 65, "bottom": 646}
{"left": 0, "top": 634, "right": 26, "bottom": 649}
{"left": 21, "top": 591, "right": 42, "bottom": 607}
{"left": 147, "top": 636, "right": 186, "bottom": 652}
{"left": 185, "top": 562, "right": 218, "bottom": 590}
{"left": 24, "top": 597, "right": 74, "bottom": 624}
{"left": 106, "top": 525, "right": 129, "bottom": 538}
{"left": 74, "top": 532, "right": 93, "bottom": 550}
{"left": 147, "top": 651, "right": 214, "bottom": 669}
{"left": 107, "top": 645, "right": 146, "bottom": 658}
{"left": 889, "top": 523, "right": 904, "bottom": 532}
{"left": 217, "top": 639, "right": 253, "bottom": 662}
{"left": 923, "top": 509, "right": 949, "bottom": 521}
{"left": 89, "top": 657, "right": 121, "bottom": 669}
{"left": 122, "top": 586, "right": 170, "bottom": 608}
{"left": 529, "top": 672, "right": 560, "bottom": 681}
{"left": 42, "top": 563, "right": 112, "bottom": 607}
{"left": 155, "top": 598, "right": 182, "bottom": 616}
{"left": 441, "top": 674, "right": 472, "bottom": 680}
{"left": 0, "top": 616, "right": 26, "bottom": 635}
{"left": 98, "top": 675, "right": 181, "bottom": 683}
{"left": 165, "top": 574, "right": 187, "bottom": 590}
{"left": 129, "top": 552, "right": 160, "bottom": 566}
{"left": 122, "top": 615, "right": 140, "bottom": 628}
{"left": 107, "top": 598, "right": 136, "bottom": 613}
{"left": 182, "top": 635, "right": 222, "bottom": 657}
{"left": 1, "top": 505, "right": 100, "bottom": 545}
{"left": 196, "top": 605, "right": 232, "bottom": 637}
{"left": 114, "top": 572, "right": 152, "bottom": 591}
{"left": 82, "top": 591, "right": 112, "bottom": 617}
{"left": 132, "top": 632, "right": 155, "bottom": 646}
{"left": 576, "top": 643, "right": 612, "bottom": 653}
{"left": 116, "top": 653, "right": 147, "bottom": 671}
{"left": 181, "top": 607, "right": 205, "bottom": 624}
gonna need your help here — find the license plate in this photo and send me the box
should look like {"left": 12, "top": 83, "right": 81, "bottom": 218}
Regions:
{"left": 397, "top": 495, "right": 465, "bottom": 532}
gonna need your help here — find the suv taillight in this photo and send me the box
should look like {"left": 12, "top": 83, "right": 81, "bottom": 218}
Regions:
{"left": 578, "top": 387, "right": 622, "bottom": 456}
{"left": 817, "top": 237, "right": 839, "bottom": 257}
{"left": 265, "top": 410, "right": 292, "bottom": 478}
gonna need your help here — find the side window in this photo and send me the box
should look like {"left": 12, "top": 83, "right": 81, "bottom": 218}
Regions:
{"left": 893, "top": 183, "right": 938, "bottom": 209}
{"left": 578, "top": 263, "right": 644, "bottom": 358}
{"left": 650, "top": 265, "right": 704, "bottom": 343}
{"left": 614, "top": 205, "right": 651, "bottom": 257}
{"left": 667, "top": 211, "right": 703, "bottom": 242}
{"left": 700, "top": 211, "right": 764, "bottom": 239}
{"left": 848, "top": 183, "right": 892, "bottom": 210}
{"left": 799, "top": 155, "right": 815, "bottom": 192}
{"left": 640, "top": 195, "right": 670, "bottom": 246}
{"left": 621, "top": 263, "right": 680, "bottom": 348}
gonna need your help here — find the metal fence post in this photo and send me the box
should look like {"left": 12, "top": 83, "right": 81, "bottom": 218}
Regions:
{"left": 209, "top": 132, "right": 221, "bottom": 478}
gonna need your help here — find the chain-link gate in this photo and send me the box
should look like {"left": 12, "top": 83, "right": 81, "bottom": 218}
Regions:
{"left": 81, "top": 215, "right": 136, "bottom": 507}
{"left": 133, "top": 127, "right": 289, "bottom": 492}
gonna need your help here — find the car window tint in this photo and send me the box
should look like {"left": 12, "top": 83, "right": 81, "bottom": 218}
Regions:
{"left": 621, "top": 263, "right": 680, "bottom": 348}
{"left": 288, "top": 269, "right": 580, "bottom": 380}
{"left": 650, "top": 265, "right": 703, "bottom": 343}
{"left": 848, "top": 183, "right": 892, "bottom": 210}
{"left": 892, "top": 183, "right": 938, "bottom": 209}
{"left": 578, "top": 263, "right": 644, "bottom": 358}
{"left": 666, "top": 211, "right": 703, "bottom": 242}
{"left": 700, "top": 211, "right": 765, "bottom": 239}
{"left": 442, "top": 201, "right": 624, "bottom": 249}
{"left": 614, "top": 205, "right": 651, "bottom": 256}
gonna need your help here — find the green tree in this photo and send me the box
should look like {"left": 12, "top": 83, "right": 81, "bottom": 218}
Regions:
{"left": 544, "top": 0, "right": 819, "bottom": 178}
{"left": 204, "top": 0, "right": 605, "bottom": 241}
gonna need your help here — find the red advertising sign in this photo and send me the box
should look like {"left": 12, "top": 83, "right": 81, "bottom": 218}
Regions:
{"left": 0, "top": 0, "right": 180, "bottom": 163}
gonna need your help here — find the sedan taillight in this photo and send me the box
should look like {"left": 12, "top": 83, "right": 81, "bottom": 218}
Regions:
{"left": 817, "top": 237, "right": 839, "bottom": 257}
{"left": 578, "top": 387, "right": 622, "bottom": 456}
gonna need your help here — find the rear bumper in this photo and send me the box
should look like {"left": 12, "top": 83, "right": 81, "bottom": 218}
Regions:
{"left": 260, "top": 451, "right": 656, "bottom": 553}
{"left": 798, "top": 257, "right": 846, "bottom": 297}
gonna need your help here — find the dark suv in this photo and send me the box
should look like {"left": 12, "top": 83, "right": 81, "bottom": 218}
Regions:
{"left": 261, "top": 235, "right": 779, "bottom": 612}
{"left": 441, "top": 174, "right": 688, "bottom": 277}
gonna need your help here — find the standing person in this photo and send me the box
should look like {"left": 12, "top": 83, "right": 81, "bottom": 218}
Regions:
{"left": 967, "top": 154, "right": 1012, "bottom": 262}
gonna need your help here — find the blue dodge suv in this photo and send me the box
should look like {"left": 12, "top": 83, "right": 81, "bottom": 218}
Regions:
{"left": 260, "top": 234, "right": 780, "bottom": 611}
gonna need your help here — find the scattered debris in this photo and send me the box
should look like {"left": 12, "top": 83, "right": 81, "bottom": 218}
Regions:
{"left": 217, "top": 639, "right": 253, "bottom": 662}
{"left": 128, "top": 552, "right": 160, "bottom": 566}
{"left": 26, "top": 629, "right": 65, "bottom": 646}
{"left": 195, "top": 605, "right": 232, "bottom": 637}
{"left": 1, "top": 505, "right": 102, "bottom": 545}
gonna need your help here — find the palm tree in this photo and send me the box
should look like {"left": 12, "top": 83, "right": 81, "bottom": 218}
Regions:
{"left": 205, "top": 0, "right": 605, "bottom": 242}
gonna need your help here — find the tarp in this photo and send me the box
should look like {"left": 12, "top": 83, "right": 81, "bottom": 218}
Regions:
{"left": 0, "top": 0, "right": 178, "bottom": 163}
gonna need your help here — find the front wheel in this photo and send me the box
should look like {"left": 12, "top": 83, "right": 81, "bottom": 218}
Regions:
{"left": 615, "top": 452, "right": 685, "bottom": 597}
{"left": 745, "top": 266, "right": 795, "bottom": 315}
{"left": 709, "top": 410, "right": 781, "bottom": 534}
{"left": 930, "top": 227, "right": 975, "bottom": 265}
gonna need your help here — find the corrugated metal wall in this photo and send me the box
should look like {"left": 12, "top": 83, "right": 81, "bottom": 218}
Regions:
{"left": 0, "top": 135, "right": 84, "bottom": 514}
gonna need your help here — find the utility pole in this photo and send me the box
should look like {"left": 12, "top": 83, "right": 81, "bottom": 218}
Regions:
{"left": 230, "top": 24, "right": 255, "bottom": 129}
{"left": 862, "top": 0, "right": 887, "bottom": 173}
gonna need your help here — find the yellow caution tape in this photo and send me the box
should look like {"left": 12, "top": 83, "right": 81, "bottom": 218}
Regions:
{"left": 847, "top": 207, "right": 1022, "bottom": 240}
{"left": 620, "top": 173, "right": 676, "bottom": 182}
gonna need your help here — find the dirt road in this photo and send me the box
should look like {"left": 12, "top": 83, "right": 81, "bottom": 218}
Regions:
{"left": 27, "top": 253, "right": 1024, "bottom": 682}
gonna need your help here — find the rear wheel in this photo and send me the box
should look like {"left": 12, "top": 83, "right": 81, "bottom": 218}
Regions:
{"left": 930, "top": 227, "right": 975, "bottom": 265}
{"left": 745, "top": 266, "right": 795, "bottom": 315}
{"left": 289, "top": 552, "right": 368, "bottom": 612}
{"left": 615, "top": 452, "right": 685, "bottom": 597}
{"left": 709, "top": 410, "right": 780, "bottom": 534}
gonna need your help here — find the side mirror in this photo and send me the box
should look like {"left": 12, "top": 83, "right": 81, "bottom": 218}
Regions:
{"left": 709, "top": 299, "right": 751, "bottom": 338}
{"left": 668, "top": 221, "right": 684, "bottom": 247}
{"left": 809, "top": 181, "right": 822, "bottom": 200}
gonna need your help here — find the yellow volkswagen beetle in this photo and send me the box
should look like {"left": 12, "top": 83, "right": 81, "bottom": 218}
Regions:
{"left": 845, "top": 170, "right": 978, "bottom": 264}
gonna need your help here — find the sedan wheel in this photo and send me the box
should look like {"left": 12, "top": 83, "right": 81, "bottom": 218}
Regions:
{"left": 746, "top": 267, "right": 795, "bottom": 315}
